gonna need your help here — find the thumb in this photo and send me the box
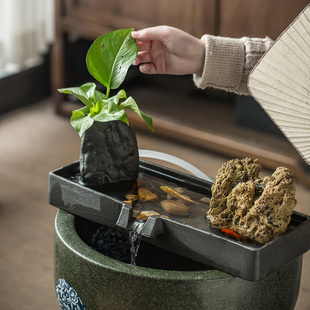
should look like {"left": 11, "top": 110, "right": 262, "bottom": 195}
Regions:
{"left": 132, "top": 26, "right": 168, "bottom": 42}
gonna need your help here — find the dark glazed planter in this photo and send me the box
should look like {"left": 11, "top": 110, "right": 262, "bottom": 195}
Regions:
{"left": 54, "top": 210, "right": 302, "bottom": 310}
{"left": 80, "top": 121, "right": 139, "bottom": 190}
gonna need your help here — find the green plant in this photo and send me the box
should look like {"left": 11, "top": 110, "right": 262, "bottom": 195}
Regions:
{"left": 58, "top": 28, "right": 153, "bottom": 137}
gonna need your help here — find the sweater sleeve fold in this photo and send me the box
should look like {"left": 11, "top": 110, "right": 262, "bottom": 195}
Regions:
{"left": 193, "top": 35, "right": 273, "bottom": 95}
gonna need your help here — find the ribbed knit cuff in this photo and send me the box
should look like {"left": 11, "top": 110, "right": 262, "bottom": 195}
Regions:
{"left": 193, "top": 35, "right": 245, "bottom": 93}
{"left": 240, "top": 36, "right": 273, "bottom": 94}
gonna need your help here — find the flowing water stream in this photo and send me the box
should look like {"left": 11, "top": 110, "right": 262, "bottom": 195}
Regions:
{"left": 128, "top": 230, "right": 142, "bottom": 266}
{"left": 91, "top": 222, "right": 144, "bottom": 266}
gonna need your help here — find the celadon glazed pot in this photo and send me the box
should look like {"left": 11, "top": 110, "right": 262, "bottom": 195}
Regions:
{"left": 53, "top": 210, "right": 302, "bottom": 310}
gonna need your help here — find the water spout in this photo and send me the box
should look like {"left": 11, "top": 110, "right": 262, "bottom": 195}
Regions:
{"left": 130, "top": 220, "right": 145, "bottom": 235}
{"left": 118, "top": 213, "right": 164, "bottom": 266}
{"left": 116, "top": 204, "right": 164, "bottom": 239}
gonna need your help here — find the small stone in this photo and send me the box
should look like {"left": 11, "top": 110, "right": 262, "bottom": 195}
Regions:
{"left": 123, "top": 200, "right": 133, "bottom": 205}
{"left": 138, "top": 188, "right": 159, "bottom": 202}
{"left": 200, "top": 197, "right": 211, "bottom": 204}
{"left": 125, "top": 194, "right": 138, "bottom": 201}
{"left": 160, "top": 200, "right": 190, "bottom": 216}
{"left": 174, "top": 187, "right": 186, "bottom": 194}
{"left": 160, "top": 186, "right": 195, "bottom": 203}
{"left": 136, "top": 211, "right": 160, "bottom": 221}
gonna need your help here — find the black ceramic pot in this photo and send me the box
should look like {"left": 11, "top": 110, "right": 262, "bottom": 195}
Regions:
{"left": 79, "top": 121, "right": 139, "bottom": 191}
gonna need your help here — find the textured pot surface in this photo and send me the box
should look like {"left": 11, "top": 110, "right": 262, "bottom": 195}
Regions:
{"left": 79, "top": 121, "right": 139, "bottom": 190}
{"left": 54, "top": 210, "right": 302, "bottom": 310}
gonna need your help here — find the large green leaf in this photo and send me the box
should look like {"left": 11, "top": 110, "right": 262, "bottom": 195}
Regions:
{"left": 86, "top": 28, "right": 138, "bottom": 95}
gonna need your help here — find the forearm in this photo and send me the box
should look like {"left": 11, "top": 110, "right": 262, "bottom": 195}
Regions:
{"left": 193, "top": 35, "right": 274, "bottom": 95}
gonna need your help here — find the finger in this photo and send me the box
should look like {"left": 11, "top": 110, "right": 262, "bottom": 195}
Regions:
{"left": 132, "top": 51, "right": 153, "bottom": 66}
{"left": 132, "top": 26, "right": 169, "bottom": 42}
{"left": 136, "top": 40, "right": 152, "bottom": 52}
{"left": 132, "top": 54, "right": 142, "bottom": 66}
{"left": 132, "top": 57, "right": 139, "bottom": 66}
{"left": 138, "top": 51, "right": 153, "bottom": 63}
{"left": 139, "top": 63, "right": 158, "bottom": 74}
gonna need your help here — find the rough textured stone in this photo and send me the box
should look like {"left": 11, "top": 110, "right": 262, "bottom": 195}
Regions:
{"left": 207, "top": 158, "right": 297, "bottom": 244}
{"left": 79, "top": 121, "right": 139, "bottom": 190}
{"left": 207, "top": 158, "right": 262, "bottom": 217}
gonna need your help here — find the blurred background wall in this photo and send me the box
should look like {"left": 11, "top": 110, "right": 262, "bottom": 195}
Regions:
{"left": 0, "top": 0, "right": 308, "bottom": 115}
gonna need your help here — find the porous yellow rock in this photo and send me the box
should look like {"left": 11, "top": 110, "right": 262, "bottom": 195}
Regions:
{"left": 207, "top": 158, "right": 296, "bottom": 244}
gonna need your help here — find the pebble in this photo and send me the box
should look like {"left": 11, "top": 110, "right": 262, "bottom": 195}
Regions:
{"left": 138, "top": 188, "right": 159, "bottom": 201}
{"left": 160, "top": 200, "right": 190, "bottom": 216}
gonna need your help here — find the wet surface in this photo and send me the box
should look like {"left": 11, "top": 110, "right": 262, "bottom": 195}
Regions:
{"left": 67, "top": 167, "right": 301, "bottom": 248}
{"left": 68, "top": 166, "right": 211, "bottom": 230}
{"left": 133, "top": 173, "right": 211, "bottom": 231}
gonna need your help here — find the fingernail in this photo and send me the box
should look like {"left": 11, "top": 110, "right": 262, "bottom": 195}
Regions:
{"left": 140, "top": 64, "right": 148, "bottom": 73}
{"left": 132, "top": 31, "right": 140, "bottom": 38}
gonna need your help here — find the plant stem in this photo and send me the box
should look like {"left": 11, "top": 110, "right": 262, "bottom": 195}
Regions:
{"left": 106, "top": 86, "right": 110, "bottom": 99}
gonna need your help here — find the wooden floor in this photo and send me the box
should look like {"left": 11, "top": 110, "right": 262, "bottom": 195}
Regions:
{"left": 0, "top": 99, "right": 309, "bottom": 309}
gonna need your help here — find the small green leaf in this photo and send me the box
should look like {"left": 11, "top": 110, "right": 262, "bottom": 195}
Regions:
{"left": 70, "top": 106, "right": 93, "bottom": 137}
{"left": 73, "top": 106, "right": 90, "bottom": 116}
{"left": 58, "top": 83, "right": 97, "bottom": 108}
{"left": 80, "top": 82, "right": 96, "bottom": 101}
{"left": 86, "top": 28, "right": 138, "bottom": 97}
{"left": 89, "top": 102, "right": 101, "bottom": 117}
{"left": 119, "top": 97, "right": 154, "bottom": 132}
{"left": 139, "top": 111, "right": 154, "bottom": 132}
{"left": 94, "top": 90, "right": 106, "bottom": 103}
{"left": 91, "top": 100, "right": 129, "bottom": 124}
{"left": 109, "top": 89, "right": 127, "bottom": 106}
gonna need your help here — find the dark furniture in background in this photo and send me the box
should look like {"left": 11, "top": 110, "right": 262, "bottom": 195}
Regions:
{"left": 52, "top": 0, "right": 308, "bottom": 114}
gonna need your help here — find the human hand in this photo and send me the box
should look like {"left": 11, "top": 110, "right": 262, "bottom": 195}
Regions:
{"left": 132, "top": 26, "right": 205, "bottom": 76}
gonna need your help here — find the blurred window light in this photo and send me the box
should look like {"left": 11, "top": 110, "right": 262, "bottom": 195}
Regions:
{"left": 0, "top": 0, "right": 54, "bottom": 78}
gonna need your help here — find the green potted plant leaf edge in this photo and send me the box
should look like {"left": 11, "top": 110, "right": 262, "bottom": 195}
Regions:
{"left": 58, "top": 28, "right": 154, "bottom": 137}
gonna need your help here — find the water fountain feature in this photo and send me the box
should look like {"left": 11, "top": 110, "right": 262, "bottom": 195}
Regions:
{"left": 50, "top": 157, "right": 310, "bottom": 309}
{"left": 49, "top": 159, "right": 310, "bottom": 281}
{"left": 50, "top": 23, "right": 310, "bottom": 309}
{"left": 50, "top": 149, "right": 310, "bottom": 310}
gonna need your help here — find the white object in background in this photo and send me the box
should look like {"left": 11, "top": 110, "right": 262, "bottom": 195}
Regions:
{"left": 138, "top": 149, "right": 213, "bottom": 183}
{"left": 0, "top": 0, "right": 54, "bottom": 75}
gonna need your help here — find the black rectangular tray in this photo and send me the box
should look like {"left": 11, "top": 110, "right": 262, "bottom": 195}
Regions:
{"left": 49, "top": 160, "right": 310, "bottom": 281}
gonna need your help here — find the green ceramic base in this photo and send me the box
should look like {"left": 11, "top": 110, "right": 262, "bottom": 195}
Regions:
{"left": 54, "top": 210, "right": 302, "bottom": 310}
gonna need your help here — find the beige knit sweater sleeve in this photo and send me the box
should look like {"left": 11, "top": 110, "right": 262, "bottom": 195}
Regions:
{"left": 193, "top": 35, "right": 274, "bottom": 95}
